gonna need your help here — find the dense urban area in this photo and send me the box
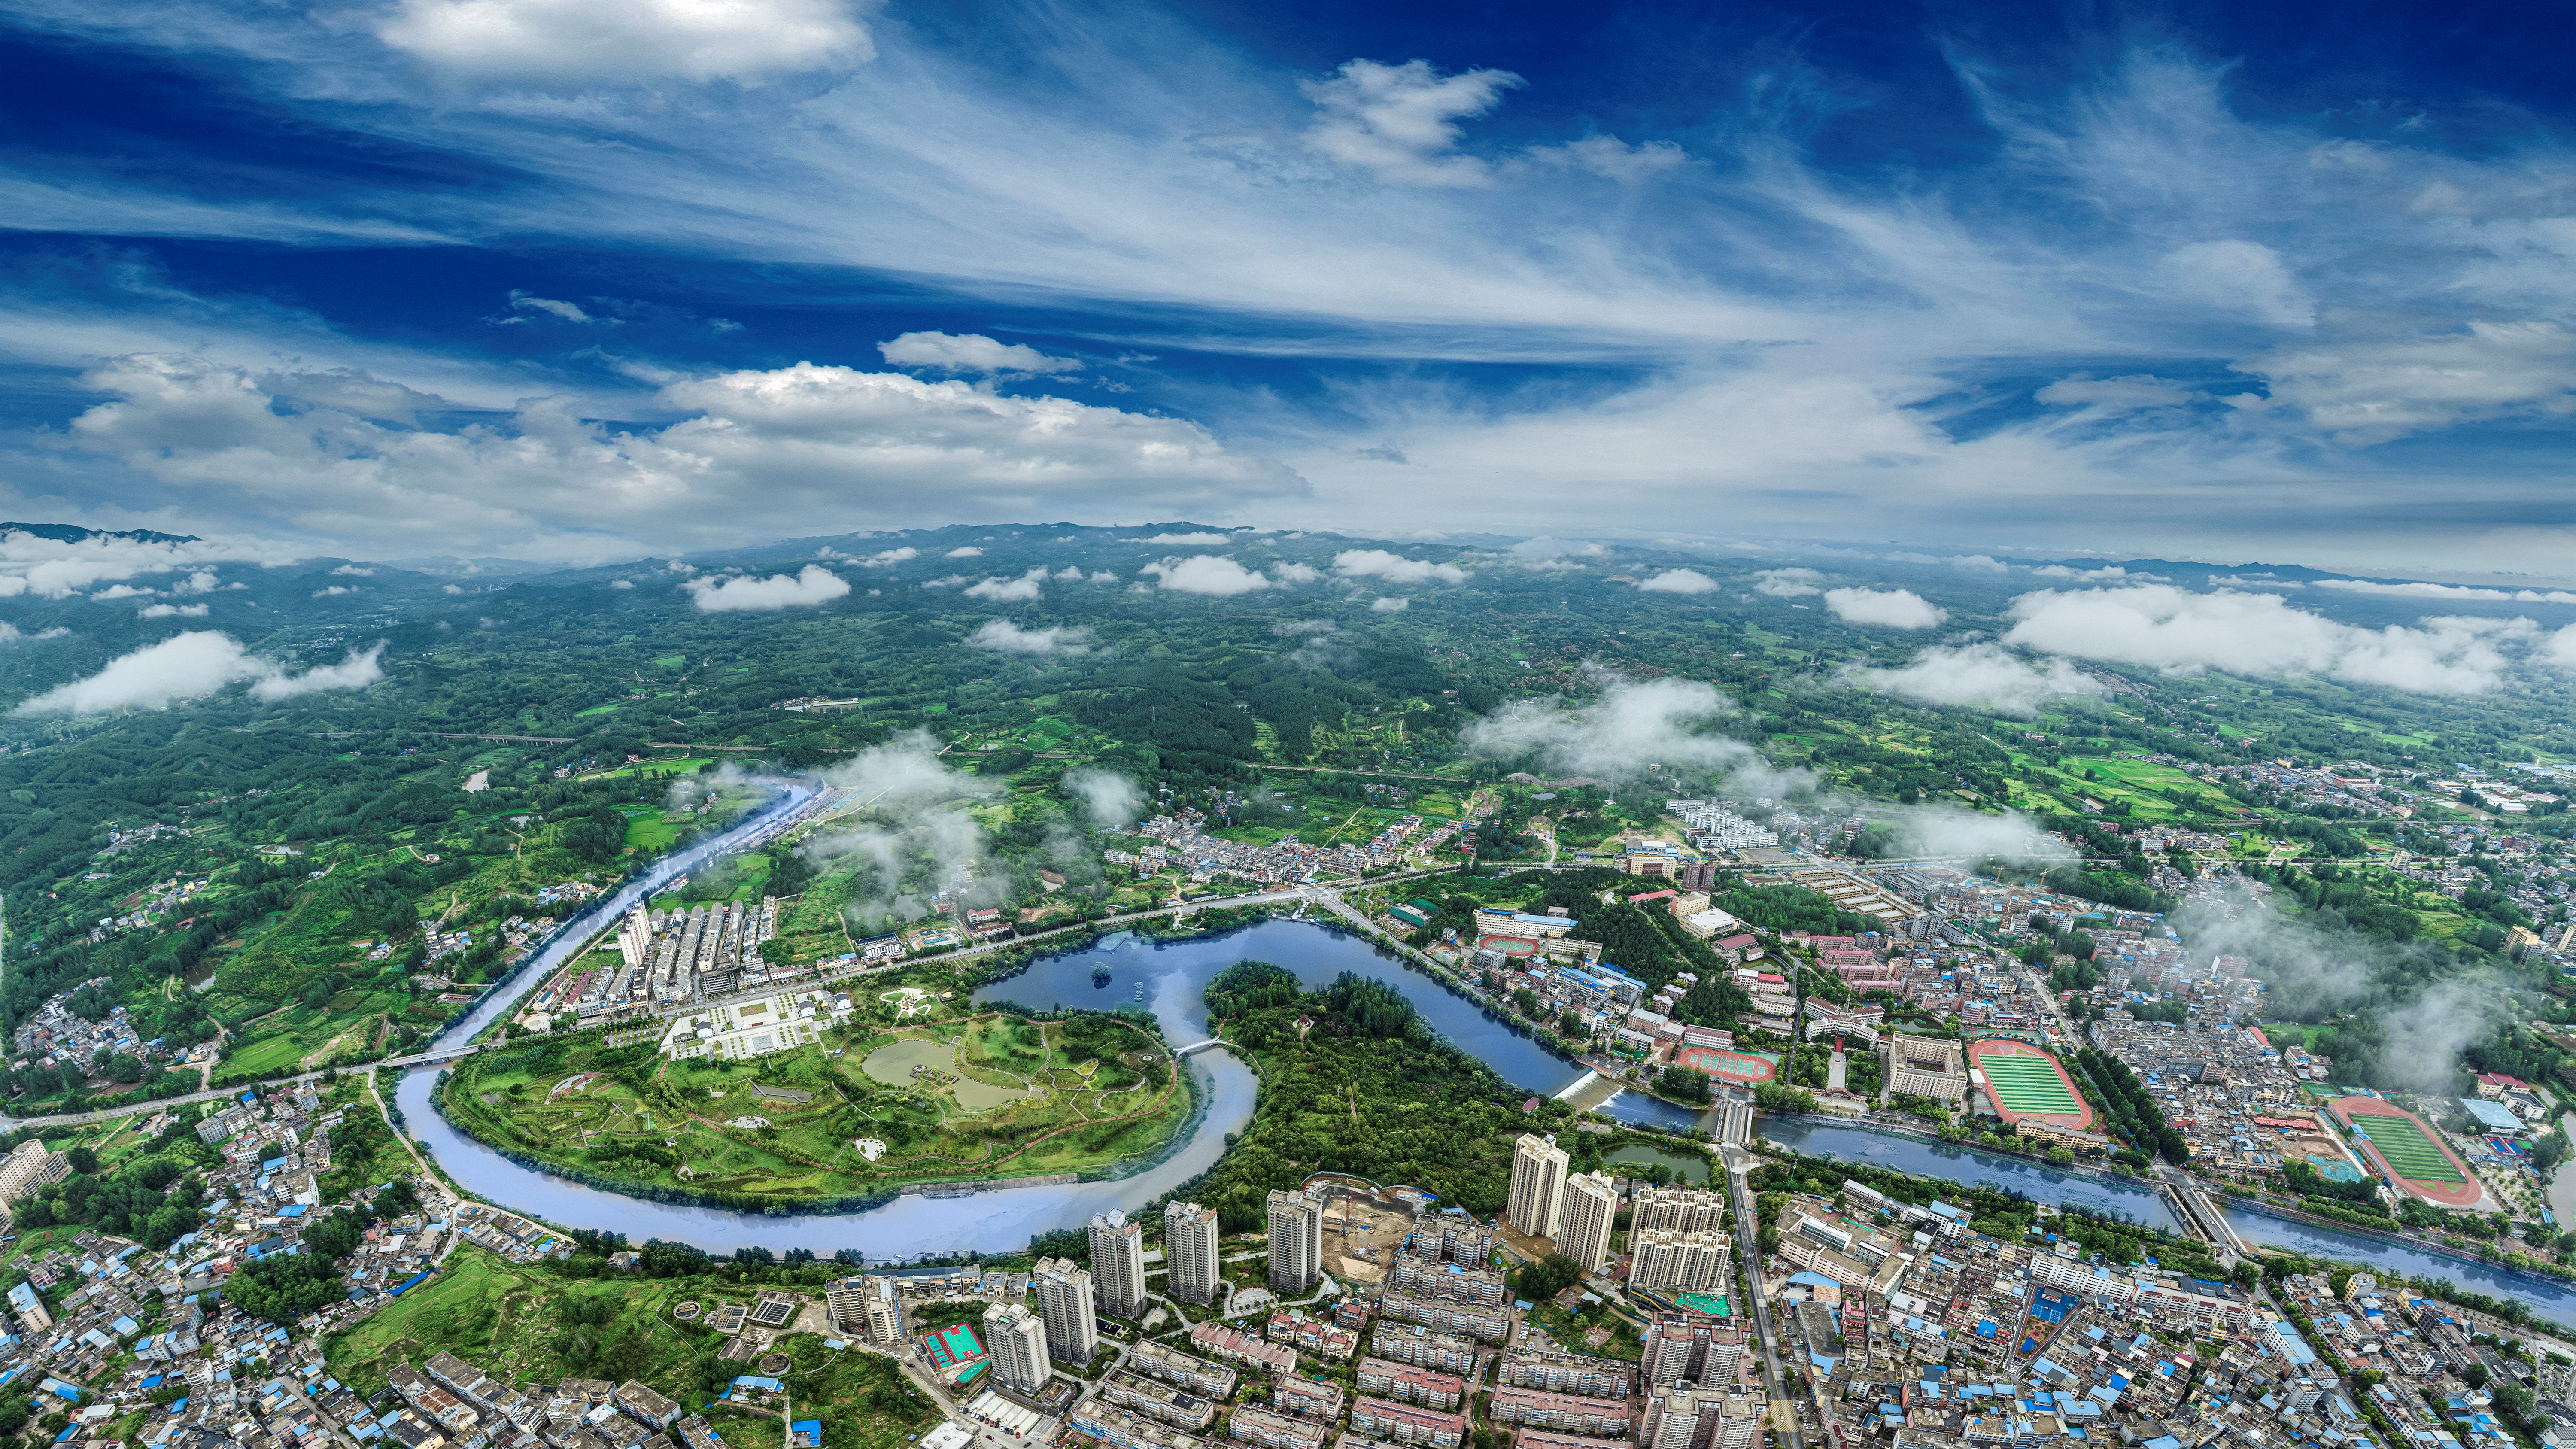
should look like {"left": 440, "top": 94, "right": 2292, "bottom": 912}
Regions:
{"left": 8, "top": 522, "right": 2576, "bottom": 1449}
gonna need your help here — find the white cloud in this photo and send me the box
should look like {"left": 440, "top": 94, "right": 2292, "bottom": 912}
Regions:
{"left": 1261, "top": 561, "right": 1316, "bottom": 585}
{"left": 138, "top": 602, "right": 210, "bottom": 618}
{"left": 1370, "top": 595, "right": 1410, "bottom": 612}
{"left": 1851, "top": 644, "right": 2106, "bottom": 717}
{"left": 2315, "top": 578, "right": 2576, "bottom": 604}
{"left": 2236, "top": 321, "right": 2576, "bottom": 443}
{"left": 2542, "top": 625, "right": 2576, "bottom": 672}
{"left": 1522, "top": 135, "right": 1688, "bottom": 182}
{"left": 967, "top": 620, "right": 1088, "bottom": 655}
{"left": 1752, "top": 567, "right": 1823, "bottom": 598}
{"left": 375, "top": 0, "right": 872, "bottom": 87}
{"left": 2155, "top": 240, "right": 2315, "bottom": 327}
{"left": 1461, "top": 677, "right": 1747, "bottom": 779}
{"left": 683, "top": 564, "right": 850, "bottom": 612}
{"left": 0, "top": 526, "right": 281, "bottom": 601}
{"left": 331, "top": 564, "right": 375, "bottom": 576}
{"left": 944, "top": 546, "right": 984, "bottom": 558}
{"left": 859, "top": 547, "right": 919, "bottom": 567}
{"left": 1636, "top": 568, "right": 1717, "bottom": 595}
{"left": 2029, "top": 564, "right": 2165, "bottom": 581}
{"left": 920, "top": 574, "right": 968, "bottom": 589}
{"left": 1302, "top": 58, "right": 1520, "bottom": 188}
{"left": 1140, "top": 556, "right": 1270, "bottom": 595}
{"left": 12, "top": 631, "right": 382, "bottom": 714}
{"left": 1061, "top": 767, "right": 1142, "bottom": 829}
{"left": 1332, "top": 549, "right": 1468, "bottom": 585}
{"left": 1087, "top": 571, "right": 1118, "bottom": 584}
{"left": 2034, "top": 374, "right": 2200, "bottom": 414}
{"left": 94, "top": 584, "right": 155, "bottom": 600}
{"left": 313, "top": 585, "right": 353, "bottom": 597}
{"left": 502, "top": 291, "right": 595, "bottom": 325}
{"left": 1133, "top": 532, "right": 1231, "bottom": 545}
{"left": 2004, "top": 585, "right": 2527, "bottom": 694}
{"left": 1824, "top": 587, "right": 1944, "bottom": 629}
{"left": 877, "top": 331, "right": 1081, "bottom": 376}
{"left": 610, "top": 578, "right": 634, "bottom": 589}
{"left": 963, "top": 568, "right": 1047, "bottom": 601}
{"left": 252, "top": 643, "right": 387, "bottom": 700}
{"left": 55, "top": 356, "right": 1300, "bottom": 559}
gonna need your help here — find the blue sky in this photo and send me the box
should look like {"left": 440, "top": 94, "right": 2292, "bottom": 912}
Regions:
{"left": 0, "top": 0, "right": 2570, "bottom": 572}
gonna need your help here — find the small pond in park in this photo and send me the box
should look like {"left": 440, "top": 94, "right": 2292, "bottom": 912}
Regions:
{"left": 1605, "top": 1143, "right": 1712, "bottom": 1183}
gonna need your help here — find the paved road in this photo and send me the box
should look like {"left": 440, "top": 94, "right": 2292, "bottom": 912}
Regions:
{"left": 1721, "top": 1141, "right": 1807, "bottom": 1449}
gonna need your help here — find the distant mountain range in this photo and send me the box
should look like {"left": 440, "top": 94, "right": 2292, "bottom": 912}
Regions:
{"left": 1, "top": 522, "right": 200, "bottom": 546}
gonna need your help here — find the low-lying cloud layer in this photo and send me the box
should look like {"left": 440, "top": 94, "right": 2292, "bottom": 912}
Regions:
{"left": 1333, "top": 549, "right": 1469, "bottom": 585}
{"left": 968, "top": 620, "right": 1089, "bottom": 654}
{"left": 683, "top": 564, "right": 850, "bottom": 611}
{"left": 12, "top": 632, "right": 385, "bottom": 714}
{"left": 2003, "top": 584, "right": 2554, "bottom": 694}
{"left": 1060, "top": 767, "right": 1142, "bottom": 829}
{"left": 1462, "top": 676, "right": 1749, "bottom": 779}
{"left": 1852, "top": 642, "right": 2105, "bottom": 717}
{"left": 1824, "top": 586, "right": 1944, "bottom": 629}
{"left": 1636, "top": 569, "right": 1717, "bottom": 595}
{"left": 1139, "top": 555, "right": 1272, "bottom": 595}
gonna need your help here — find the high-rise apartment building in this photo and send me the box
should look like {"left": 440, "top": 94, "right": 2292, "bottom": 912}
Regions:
{"left": 1509, "top": 1133, "right": 1570, "bottom": 1239}
{"left": 1267, "top": 1188, "right": 1325, "bottom": 1295}
{"left": 1165, "top": 1200, "right": 1225, "bottom": 1305}
{"left": 1088, "top": 1210, "right": 1148, "bottom": 1319}
{"left": 1558, "top": 1172, "right": 1619, "bottom": 1275}
{"left": 1630, "top": 1185, "right": 1726, "bottom": 1236}
{"left": 984, "top": 1303, "right": 1050, "bottom": 1392}
{"left": 1640, "top": 1315, "right": 1745, "bottom": 1391}
{"left": 1033, "top": 1256, "right": 1099, "bottom": 1365}
{"left": 1627, "top": 1231, "right": 1732, "bottom": 1296}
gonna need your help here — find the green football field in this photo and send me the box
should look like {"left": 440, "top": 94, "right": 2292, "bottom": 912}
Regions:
{"left": 1980, "top": 1051, "right": 2083, "bottom": 1116}
{"left": 2350, "top": 1113, "right": 2466, "bottom": 1183}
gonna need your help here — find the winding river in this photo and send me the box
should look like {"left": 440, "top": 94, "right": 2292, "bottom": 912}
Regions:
{"left": 392, "top": 797, "right": 2576, "bottom": 1317}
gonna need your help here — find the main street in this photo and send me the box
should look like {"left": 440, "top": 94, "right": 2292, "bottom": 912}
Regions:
{"left": 1720, "top": 1140, "right": 1807, "bottom": 1449}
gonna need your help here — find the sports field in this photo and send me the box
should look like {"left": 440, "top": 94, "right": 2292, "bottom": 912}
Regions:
{"left": 1965, "top": 1039, "right": 2095, "bottom": 1130}
{"left": 2333, "top": 1096, "right": 2483, "bottom": 1207}
{"left": 921, "top": 1324, "right": 984, "bottom": 1368}
{"left": 1674, "top": 1046, "right": 1780, "bottom": 1086}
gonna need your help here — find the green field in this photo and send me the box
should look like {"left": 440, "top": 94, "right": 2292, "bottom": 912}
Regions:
{"left": 2349, "top": 1112, "right": 2466, "bottom": 1183}
{"left": 441, "top": 1010, "right": 1191, "bottom": 1203}
{"left": 1978, "top": 1049, "right": 2083, "bottom": 1117}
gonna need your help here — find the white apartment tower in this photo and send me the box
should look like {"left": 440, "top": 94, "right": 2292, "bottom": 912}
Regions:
{"left": 1164, "top": 1201, "right": 1225, "bottom": 1306}
{"left": 1033, "top": 1256, "right": 1098, "bottom": 1365}
{"left": 1088, "top": 1210, "right": 1148, "bottom": 1319}
{"left": 1558, "top": 1171, "right": 1620, "bottom": 1276}
{"left": 616, "top": 906, "right": 652, "bottom": 970}
{"left": 1266, "top": 1188, "right": 1325, "bottom": 1295}
{"left": 1628, "top": 1230, "right": 1733, "bottom": 1296}
{"left": 1631, "top": 1185, "right": 1726, "bottom": 1236}
{"left": 984, "top": 1303, "right": 1050, "bottom": 1392}
{"left": 1509, "top": 1133, "right": 1571, "bottom": 1239}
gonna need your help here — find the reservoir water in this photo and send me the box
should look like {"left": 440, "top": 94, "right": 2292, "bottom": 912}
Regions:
{"left": 394, "top": 805, "right": 2576, "bottom": 1310}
